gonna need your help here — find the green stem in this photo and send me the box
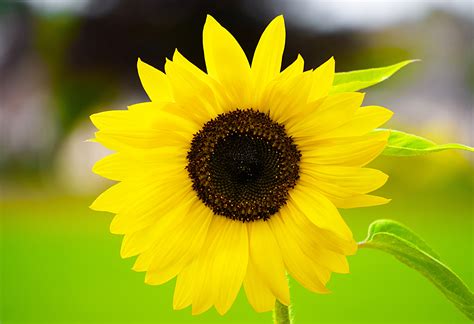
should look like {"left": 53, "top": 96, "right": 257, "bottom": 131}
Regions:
{"left": 273, "top": 299, "right": 292, "bottom": 324}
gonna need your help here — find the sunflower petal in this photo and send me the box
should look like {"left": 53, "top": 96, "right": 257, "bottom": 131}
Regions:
{"left": 131, "top": 197, "right": 199, "bottom": 271}
{"left": 91, "top": 107, "right": 197, "bottom": 151}
{"left": 137, "top": 58, "right": 173, "bottom": 102}
{"left": 191, "top": 217, "right": 248, "bottom": 315}
{"left": 110, "top": 175, "right": 193, "bottom": 234}
{"left": 173, "top": 264, "right": 195, "bottom": 310}
{"left": 172, "top": 50, "right": 207, "bottom": 79}
{"left": 203, "top": 15, "right": 251, "bottom": 108}
{"left": 92, "top": 147, "right": 186, "bottom": 181}
{"left": 247, "top": 221, "right": 289, "bottom": 305}
{"left": 286, "top": 92, "right": 363, "bottom": 135}
{"left": 301, "top": 165, "right": 388, "bottom": 195}
{"left": 308, "top": 57, "right": 335, "bottom": 102}
{"left": 173, "top": 50, "right": 233, "bottom": 111}
{"left": 333, "top": 194, "right": 391, "bottom": 208}
{"left": 269, "top": 213, "right": 330, "bottom": 293}
{"left": 298, "top": 173, "right": 390, "bottom": 209}
{"left": 121, "top": 220, "right": 167, "bottom": 259}
{"left": 280, "top": 54, "right": 304, "bottom": 79}
{"left": 252, "top": 15, "right": 285, "bottom": 101}
{"left": 243, "top": 260, "right": 276, "bottom": 312}
{"left": 322, "top": 105, "right": 393, "bottom": 139}
{"left": 286, "top": 208, "right": 357, "bottom": 256}
{"left": 284, "top": 202, "right": 352, "bottom": 274}
{"left": 165, "top": 59, "right": 222, "bottom": 122}
{"left": 299, "top": 131, "right": 389, "bottom": 167}
{"left": 289, "top": 186, "right": 353, "bottom": 240}
{"left": 144, "top": 200, "right": 213, "bottom": 285}
{"left": 262, "top": 71, "right": 313, "bottom": 123}
{"left": 89, "top": 181, "right": 132, "bottom": 213}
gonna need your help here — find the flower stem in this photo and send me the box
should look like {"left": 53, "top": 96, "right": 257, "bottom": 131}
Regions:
{"left": 273, "top": 299, "right": 292, "bottom": 324}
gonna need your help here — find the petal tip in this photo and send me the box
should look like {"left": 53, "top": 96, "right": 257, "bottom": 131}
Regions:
{"left": 272, "top": 14, "right": 285, "bottom": 25}
{"left": 172, "top": 48, "right": 180, "bottom": 60}
{"left": 214, "top": 305, "right": 230, "bottom": 316}
{"left": 137, "top": 57, "right": 151, "bottom": 72}
{"left": 204, "top": 14, "right": 219, "bottom": 27}
{"left": 89, "top": 113, "right": 100, "bottom": 127}
{"left": 109, "top": 219, "right": 123, "bottom": 235}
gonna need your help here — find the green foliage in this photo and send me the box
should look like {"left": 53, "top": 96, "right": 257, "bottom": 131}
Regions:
{"left": 360, "top": 219, "right": 474, "bottom": 321}
{"left": 330, "top": 60, "right": 417, "bottom": 93}
{"left": 377, "top": 129, "right": 474, "bottom": 156}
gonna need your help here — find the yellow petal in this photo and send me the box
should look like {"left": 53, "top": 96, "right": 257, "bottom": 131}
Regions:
{"left": 173, "top": 263, "right": 194, "bottom": 310}
{"left": 202, "top": 15, "right": 251, "bottom": 108}
{"left": 333, "top": 194, "right": 391, "bottom": 209}
{"left": 93, "top": 104, "right": 197, "bottom": 134}
{"left": 268, "top": 213, "right": 330, "bottom": 293}
{"left": 252, "top": 15, "right": 285, "bottom": 102}
{"left": 89, "top": 181, "right": 132, "bottom": 213}
{"left": 299, "top": 168, "right": 390, "bottom": 208}
{"left": 110, "top": 175, "right": 193, "bottom": 234}
{"left": 243, "top": 259, "right": 276, "bottom": 313}
{"left": 299, "top": 131, "right": 389, "bottom": 167}
{"left": 187, "top": 256, "right": 213, "bottom": 315}
{"left": 121, "top": 221, "right": 163, "bottom": 259}
{"left": 137, "top": 58, "right": 173, "bottom": 102}
{"left": 126, "top": 101, "right": 164, "bottom": 112}
{"left": 322, "top": 105, "right": 393, "bottom": 139}
{"left": 300, "top": 165, "right": 388, "bottom": 196}
{"left": 131, "top": 200, "right": 198, "bottom": 272}
{"left": 172, "top": 50, "right": 207, "bottom": 78}
{"left": 144, "top": 200, "right": 212, "bottom": 272}
{"left": 90, "top": 109, "right": 129, "bottom": 131}
{"left": 126, "top": 101, "right": 202, "bottom": 130}
{"left": 298, "top": 177, "right": 355, "bottom": 205}
{"left": 289, "top": 186, "right": 353, "bottom": 240}
{"left": 280, "top": 54, "right": 304, "bottom": 79}
{"left": 297, "top": 173, "right": 390, "bottom": 210}
{"left": 262, "top": 71, "right": 313, "bottom": 123}
{"left": 247, "top": 221, "right": 290, "bottom": 305}
{"left": 94, "top": 130, "right": 188, "bottom": 152}
{"left": 143, "top": 200, "right": 213, "bottom": 285}
{"left": 191, "top": 216, "right": 248, "bottom": 315}
{"left": 165, "top": 58, "right": 222, "bottom": 122}
{"left": 254, "top": 54, "right": 304, "bottom": 112}
{"left": 283, "top": 202, "right": 351, "bottom": 274}
{"left": 286, "top": 207, "right": 357, "bottom": 256}
{"left": 173, "top": 50, "right": 232, "bottom": 111}
{"left": 92, "top": 147, "right": 186, "bottom": 181}
{"left": 286, "top": 92, "right": 364, "bottom": 136}
{"left": 91, "top": 107, "right": 196, "bottom": 151}
{"left": 308, "top": 57, "right": 335, "bottom": 102}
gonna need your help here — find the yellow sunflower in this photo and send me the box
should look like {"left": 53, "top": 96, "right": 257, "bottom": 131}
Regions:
{"left": 90, "top": 15, "right": 392, "bottom": 315}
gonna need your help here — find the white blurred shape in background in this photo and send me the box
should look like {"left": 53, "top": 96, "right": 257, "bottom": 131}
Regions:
{"left": 266, "top": 0, "right": 473, "bottom": 31}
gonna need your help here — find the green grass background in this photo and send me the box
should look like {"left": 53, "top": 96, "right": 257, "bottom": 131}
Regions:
{"left": 1, "top": 152, "right": 473, "bottom": 323}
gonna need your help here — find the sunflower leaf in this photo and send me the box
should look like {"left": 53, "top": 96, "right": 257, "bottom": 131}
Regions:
{"left": 330, "top": 60, "right": 417, "bottom": 93}
{"left": 376, "top": 129, "right": 474, "bottom": 156}
{"left": 359, "top": 219, "right": 474, "bottom": 321}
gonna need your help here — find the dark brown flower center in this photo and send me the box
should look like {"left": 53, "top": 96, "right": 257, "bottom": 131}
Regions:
{"left": 186, "top": 109, "right": 300, "bottom": 222}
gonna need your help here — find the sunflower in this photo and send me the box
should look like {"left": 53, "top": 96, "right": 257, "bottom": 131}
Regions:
{"left": 90, "top": 15, "right": 392, "bottom": 315}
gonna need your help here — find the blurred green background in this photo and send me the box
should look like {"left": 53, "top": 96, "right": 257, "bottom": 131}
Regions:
{"left": 0, "top": 0, "right": 472, "bottom": 323}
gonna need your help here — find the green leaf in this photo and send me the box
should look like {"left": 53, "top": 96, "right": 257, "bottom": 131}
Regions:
{"left": 377, "top": 129, "right": 474, "bottom": 156}
{"left": 330, "top": 60, "right": 417, "bottom": 93}
{"left": 360, "top": 219, "right": 474, "bottom": 320}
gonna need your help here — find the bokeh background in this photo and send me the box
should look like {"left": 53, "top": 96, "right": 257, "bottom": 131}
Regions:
{"left": 1, "top": 0, "right": 473, "bottom": 323}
